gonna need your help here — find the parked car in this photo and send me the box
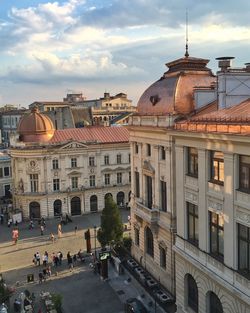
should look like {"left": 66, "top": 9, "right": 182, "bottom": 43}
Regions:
{"left": 124, "top": 298, "right": 149, "bottom": 313}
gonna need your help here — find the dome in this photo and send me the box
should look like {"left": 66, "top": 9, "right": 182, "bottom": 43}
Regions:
{"left": 18, "top": 107, "right": 55, "bottom": 142}
{"left": 137, "top": 56, "right": 215, "bottom": 116}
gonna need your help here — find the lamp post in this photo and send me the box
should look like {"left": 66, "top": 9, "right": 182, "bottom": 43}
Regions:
{"left": 93, "top": 225, "right": 97, "bottom": 259}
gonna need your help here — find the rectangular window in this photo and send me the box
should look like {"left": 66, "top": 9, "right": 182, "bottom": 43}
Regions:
{"left": 160, "top": 180, "right": 167, "bottom": 212}
{"left": 209, "top": 211, "right": 224, "bottom": 261}
{"left": 160, "top": 146, "right": 166, "bottom": 160}
{"left": 238, "top": 224, "right": 250, "bottom": 278}
{"left": 159, "top": 247, "right": 167, "bottom": 269}
{"left": 135, "top": 143, "right": 139, "bottom": 154}
{"left": 0, "top": 168, "right": 3, "bottom": 178}
{"left": 146, "top": 175, "right": 152, "bottom": 209}
{"left": 89, "top": 157, "right": 95, "bottom": 167}
{"left": 104, "top": 155, "right": 109, "bottom": 165}
{"left": 89, "top": 175, "right": 95, "bottom": 187}
{"left": 187, "top": 202, "right": 199, "bottom": 246}
{"left": 239, "top": 155, "right": 250, "bottom": 192}
{"left": 30, "top": 174, "right": 39, "bottom": 192}
{"left": 71, "top": 158, "right": 77, "bottom": 168}
{"left": 129, "top": 171, "right": 131, "bottom": 183}
{"left": 104, "top": 173, "right": 110, "bottom": 185}
{"left": 117, "top": 154, "right": 122, "bottom": 164}
{"left": 71, "top": 177, "right": 78, "bottom": 189}
{"left": 128, "top": 153, "right": 131, "bottom": 163}
{"left": 210, "top": 151, "right": 224, "bottom": 184}
{"left": 188, "top": 147, "right": 198, "bottom": 177}
{"left": 135, "top": 171, "right": 140, "bottom": 198}
{"left": 4, "top": 185, "right": 10, "bottom": 197}
{"left": 4, "top": 167, "right": 10, "bottom": 177}
{"left": 135, "top": 228, "right": 140, "bottom": 246}
{"left": 53, "top": 179, "right": 60, "bottom": 191}
{"left": 117, "top": 172, "right": 122, "bottom": 184}
{"left": 52, "top": 159, "right": 59, "bottom": 170}
{"left": 147, "top": 144, "right": 151, "bottom": 157}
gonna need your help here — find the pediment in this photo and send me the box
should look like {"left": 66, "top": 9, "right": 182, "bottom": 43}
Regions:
{"left": 59, "top": 141, "right": 88, "bottom": 150}
{"left": 67, "top": 170, "right": 81, "bottom": 176}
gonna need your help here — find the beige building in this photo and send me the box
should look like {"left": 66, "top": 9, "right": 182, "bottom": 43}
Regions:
{"left": 10, "top": 108, "right": 131, "bottom": 219}
{"left": 129, "top": 55, "right": 250, "bottom": 312}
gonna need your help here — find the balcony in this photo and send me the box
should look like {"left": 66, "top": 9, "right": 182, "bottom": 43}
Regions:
{"left": 134, "top": 199, "right": 159, "bottom": 226}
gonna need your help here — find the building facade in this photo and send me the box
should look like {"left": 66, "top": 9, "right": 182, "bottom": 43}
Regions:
{"left": 129, "top": 55, "right": 250, "bottom": 312}
{"left": 10, "top": 108, "right": 131, "bottom": 219}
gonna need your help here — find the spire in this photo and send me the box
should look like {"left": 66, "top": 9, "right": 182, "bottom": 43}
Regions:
{"left": 185, "top": 10, "right": 189, "bottom": 58}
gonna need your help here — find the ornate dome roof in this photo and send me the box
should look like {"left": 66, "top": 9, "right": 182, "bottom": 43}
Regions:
{"left": 137, "top": 56, "right": 215, "bottom": 116}
{"left": 18, "top": 107, "right": 55, "bottom": 142}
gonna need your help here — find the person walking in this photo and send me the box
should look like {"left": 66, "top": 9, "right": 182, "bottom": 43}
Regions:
{"left": 36, "top": 252, "right": 41, "bottom": 266}
{"left": 50, "top": 233, "right": 55, "bottom": 243}
{"left": 12, "top": 228, "right": 19, "bottom": 244}
{"left": 58, "top": 223, "right": 62, "bottom": 238}
{"left": 40, "top": 225, "right": 44, "bottom": 236}
{"left": 74, "top": 225, "right": 78, "bottom": 235}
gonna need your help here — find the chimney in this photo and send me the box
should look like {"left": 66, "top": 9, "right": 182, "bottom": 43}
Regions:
{"left": 216, "top": 56, "right": 234, "bottom": 71}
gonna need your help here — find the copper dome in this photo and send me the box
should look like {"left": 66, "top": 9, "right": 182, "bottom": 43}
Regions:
{"left": 18, "top": 107, "right": 55, "bottom": 142}
{"left": 137, "top": 56, "right": 215, "bottom": 116}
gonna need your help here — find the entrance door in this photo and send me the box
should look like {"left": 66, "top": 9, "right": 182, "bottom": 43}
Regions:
{"left": 29, "top": 202, "right": 41, "bottom": 219}
{"left": 71, "top": 196, "right": 81, "bottom": 216}
{"left": 90, "top": 195, "right": 98, "bottom": 212}
{"left": 54, "top": 199, "right": 62, "bottom": 216}
{"left": 116, "top": 191, "right": 125, "bottom": 207}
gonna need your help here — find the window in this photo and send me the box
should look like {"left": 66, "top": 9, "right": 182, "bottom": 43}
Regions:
{"left": 117, "top": 172, "right": 122, "bottom": 184}
{"left": 89, "top": 157, "right": 95, "bottom": 167}
{"left": 187, "top": 275, "right": 198, "bottom": 313}
{"left": 135, "top": 143, "right": 139, "bottom": 154}
{"left": 160, "top": 146, "right": 166, "bottom": 160}
{"left": 135, "top": 171, "right": 140, "bottom": 197}
{"left": 239, "top": 155, "right": 250, "bottom": 192}
{"left": 104, "top": 155, "right": 109, "bottom": 165}
{"left": 71, "top": 158, "right": 77, "bottom": 168}
{"left": 4, "top": 167, "right": 10, "bottom": 177}
{"left": 208, "top": 292, "right": 223, "bottom": 313}
{"left": 147, "top": 144, "right": 151, "bottom": 157}
{"left": 53, "top": 179, "right": 60, "bottom": 191}
{"left": 209, "top": 211, "right": 224, "bottom": 261}
{"left": 159, "top": 247, "right": 166, "bottom": 269}
{"left": 89, "top": 175, "right": 95, "bottom": 187}
{"left": 104, "top": 173, "right": 110, "bottom": 186}
{"left": 210, "top": 151, "right": 224, "bottom": 184}
{"left": 129, "top": 171, "right": 131, "bottom": 183}
{"left": 117, "top": 154, "right": 122, "bottom": 164}
{"left": 145, "top": 227, "right": 154, "bottom": 257}
{"left": 146, "top": 175, "right": 152, "bottom": 209}
{"left": 128, "top": 153, "right": 131, "bottom": 163}
{"left": 238, "top": 224, "right": 250, "bottom": 278}
{"left": 160, "top": 180, "right": 167, "bottom": 212}
{"left": 30, "top": 174, "right": 38, "bottom": 192}
{"left": 71, "top": 177, "right": 78, "bottom": 189}
{"left": 135, "top": 228, "right": 140, "bottom": 246}
{"left": 52, "top": 159, "right": 59, "bottom": 170}
{"left": 188, "top": 147, "right": 198, "bottom": 177}
{"left": 0, "top": 168, "right": 3, "bottom": 178}
{"left": 187, "top": 202, "right": 199, "bottom": 246}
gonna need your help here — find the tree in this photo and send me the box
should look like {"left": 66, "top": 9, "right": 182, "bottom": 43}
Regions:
{"left": 97, "top": 195, "right": 123, "bottom": 248}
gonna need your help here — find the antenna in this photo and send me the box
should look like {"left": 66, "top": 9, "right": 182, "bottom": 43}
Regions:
{"left": 185, "top": 9, "right": 189, "bottom": 58}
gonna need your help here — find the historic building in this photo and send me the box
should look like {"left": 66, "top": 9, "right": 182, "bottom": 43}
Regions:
{"left": 10, "top": 108, "right": 130, "bottom": 219}
{"left": 128, "top": 54, "right": 250, "bottom": 312}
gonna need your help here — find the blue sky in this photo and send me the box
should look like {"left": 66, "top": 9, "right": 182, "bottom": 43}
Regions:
{"left": 0, "top": 0, "right": 250, "bottom": 106}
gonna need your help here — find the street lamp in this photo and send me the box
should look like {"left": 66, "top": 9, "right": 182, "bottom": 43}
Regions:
{"left": 93, "top": 225, "right": 97, "bottom": 259}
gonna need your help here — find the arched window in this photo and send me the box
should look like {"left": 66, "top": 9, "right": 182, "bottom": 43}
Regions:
{"left": 53, "top": 199, "right": 62, "bottom": 216}
{"left": 116, "top": 191, "right": 125, "bottom": 206}
{"left": 187, "top": 274, "right": 198, "bottom": 313}
{"left": 208, "top": 292, "right": 223, "bottom": 313}
{"left": 145, "top": 227, "right": 154, "bottom": 257}
{"left": 71, "top": 196, "right": 81, "bottom": 216}
{"left": 90, "top": 195, "right": 98, "bottom": 212}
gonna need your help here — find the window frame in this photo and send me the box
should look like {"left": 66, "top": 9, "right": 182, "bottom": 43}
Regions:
{"left": 53, "top": 178, "right": 60, "bottom": 191}
{"left": 187, "top": 147, "right": 198, "bottom": 177}
{"left": 71, "top": 177, "right": 78, "bottom": 189}
{"left": 30, "top": 174, "right": 39, "bottom": 193}
{"left": 159, "top": 246, "right": 166, "bottom": 269}
{"left": 135, "top": 228, "right": 140, "bottom": 246}
{"left": 147, "top": 144, "right": 151, "bottom": 157}
{"left": 160, "top": 146, "right": 166, "bottom": 160}
{"left": 187, "top": 275, "right": 198, "bottom": 313}
{"left": 209, "top": 211, "right": 224, "bottom": 261}
{"left": 104, "top": 155, "right": 109, "bottom": 165}
{"left": 104, "top": 173, "right": 110, "bottom": 186}
{"left": 117, "top": 154, "right": 122, "bottom": 164}
{"left": 89, "top": 175, "right": 95, "bottom": 187}
{"left": 238, "top": 223, "right": 250, "bottom": 279}
{"left": 146, "top": 175, "right": 152, "bottom": 209}
{"left": 160, "top": 180, "right": 167, "bottom": 212}
{"left": 135, "top": 171, "right": 140, "bottom": 197}
{"left": 71, "top": 158, "right": 77, "bottom": 168}
{"left": 52, "top": 159, "right": 59, "bottom": 170}
{"left": 187, "top": 202, "right": 199, "bottom": 246}
{"left": 239, "top": 155, "right": 250, "bottom": 193}
{"left": 89, "top": 156, "right": 95, "bottom": 167}
{"left": 210, "top": 151, "right": 224, "bottom": 185}
{"left": 117, "top": 172, "right": 122, "bottom": 184}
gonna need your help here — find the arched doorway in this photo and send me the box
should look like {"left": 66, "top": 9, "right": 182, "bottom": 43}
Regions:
{"left": 90, "top": 195, "right": 98, "bottom": 212}
{"left": 207, "top": 292, "right": 223, "bottom": 313}
{"left": 71, "top": 196, "right": 81, "bottom": 216}
{"left": 54, "top": 199, "right": 62, "bottom": 216}
{"left": 29, "top": 202, "right": 41, "bottom": 219}
{"left": 116, "top": 191, "right": 125, "bottom": 206}
{"left": 145, "top": 226, "right": 154, "bottom": 257}
{"left": 186, "top": 274, "right": 198, "bottom": 313}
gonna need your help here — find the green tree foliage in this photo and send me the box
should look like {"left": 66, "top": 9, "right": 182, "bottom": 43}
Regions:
{"left": 97, "top": 195, "right": 123, "bottom": 247}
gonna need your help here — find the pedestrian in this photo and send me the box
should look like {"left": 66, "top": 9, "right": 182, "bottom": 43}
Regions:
{"left": 46, "top": 265, "right": 51, "bottom": 277}
{"left": 33, "top": 253, "right": 37, "bottom": 265}
{"left": 50, "top": 233, "right": 55, "bottom": 243}
{"left": 58, "top": 223, "right": 62, "bottom": 238}
{"left": 42, "top": 254, "right": 48, "bottom": 267}
{"left": 73, "top": 254, "right": 77, "bottom": 265}
{"left": 42, "top": 268, "right": 47, "bottom": 281}
{"left": 38, "top": 271, "right": 43, "bottom": 284}
{"left": 54, "top": 255, "right": 59, "bottom": 267}
{"left": 40, "top": 225, "right": 44, "bottom": 236}
{"left": 74, "top": 225, "right": 78, "bottom": 235}
{"left": 59, "top": 251, "right": 63, "bottom": 265}
{"left": 12, "top": 228, "right": 19, "bottom": 244}
{"left": 36, "top": 252, "right": 41, "bottom": 266}
{"left": 51, "top": 252, "right": 56, "bottom": 266}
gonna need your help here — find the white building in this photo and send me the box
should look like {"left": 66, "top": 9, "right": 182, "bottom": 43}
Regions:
{"left": 10, "top": 108, "right": 131, "bottom": 219}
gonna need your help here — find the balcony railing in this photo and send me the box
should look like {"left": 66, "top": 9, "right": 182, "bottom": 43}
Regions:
{"left": 134, "top": 199, "right": 159, "bottom": 225}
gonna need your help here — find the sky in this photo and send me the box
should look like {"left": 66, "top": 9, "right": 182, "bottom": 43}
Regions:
{"left": 0, "top": 0, "right": 250, "bottom": 107}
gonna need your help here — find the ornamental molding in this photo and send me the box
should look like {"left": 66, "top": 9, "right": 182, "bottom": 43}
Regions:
{"left": 185, "top": 190, "right": 198, "bottom": 204}
{"left": 26, "top": 160, "right": 40, "bottom": 174}
{"left": 236, "top": 210, "right": 250, "bottom": 226}
{"left": 142, "top": 160, "right": 155, "bottom": 175}
{"left": 207, "top": 198, "right": 223, "bottom": 212}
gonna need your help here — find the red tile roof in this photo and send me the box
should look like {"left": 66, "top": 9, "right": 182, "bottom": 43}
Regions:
{"left": 50, "top": 126, "right": 129, "bottom": 144}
